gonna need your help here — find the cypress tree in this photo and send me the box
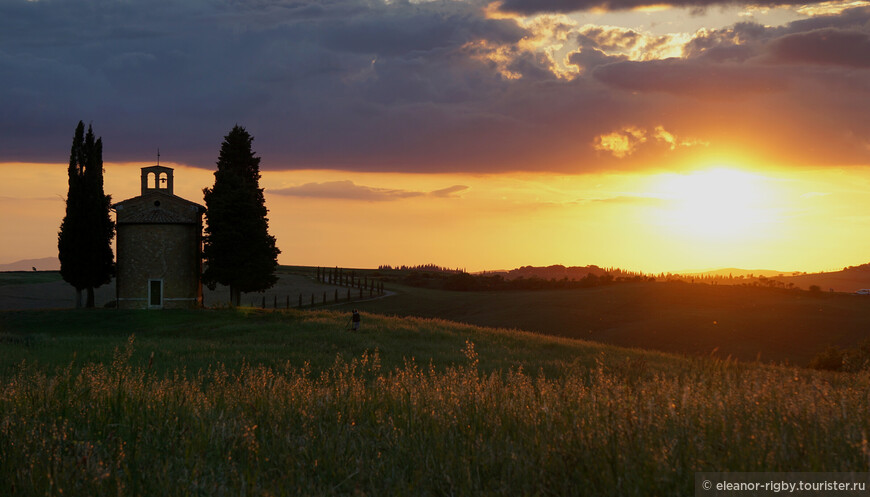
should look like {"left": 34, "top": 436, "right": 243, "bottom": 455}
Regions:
{"left": 202, "top": 125, "right": 280, "bottom": 306}
{"left": 57, "top": 121, "right": 115, "bottom": 308}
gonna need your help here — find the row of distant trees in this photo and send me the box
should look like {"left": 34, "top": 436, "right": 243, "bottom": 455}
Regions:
{"left": 378, "top": 264, "right": 466, "bottom": 273}
{"left": 376, "top": 266, "right": 655, "bottom": 292}
{"left": 57, "top": 122, "right": 279, "bottom": 308}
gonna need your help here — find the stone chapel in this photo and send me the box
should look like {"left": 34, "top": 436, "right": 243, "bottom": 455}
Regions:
{"left": 113, "top": 166, "right": 205, "bottom": 309}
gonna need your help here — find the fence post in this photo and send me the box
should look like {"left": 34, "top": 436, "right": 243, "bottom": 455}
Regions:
{"left": 347, "top": 288, "right": 351, "bottom": 301}
{"left": 298, "top": 294, "right": 302, "bottom": 308}
{"left": 261, "top": 296, "right": 266, "bottom": 309}
{"left": 286, "top": 295, "right": 290, "bottom": 309}
{"left": 274, "top": 295, "right": 277, "bottom": 308}
{"left": 323, "top": 291, "right": 327, "bottom": 305}
{"left": 311, "top": 293, "right": 314, "bottom": 306}
{"left": 334, "top": 289, "right": 338, "bottom": 303}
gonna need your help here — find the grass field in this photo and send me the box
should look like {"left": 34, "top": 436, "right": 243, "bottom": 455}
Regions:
{"left": 1, "top": 308, "right": 869, "bottom": 495}
{"left": 0, "top": 271, "right": 62, "bottom": 287}
{"left": 337, "top": 280, "right": 870, "bottom": 366}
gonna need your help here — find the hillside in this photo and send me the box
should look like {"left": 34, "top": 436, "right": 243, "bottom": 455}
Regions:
{"left": 0, "top": 256, "right": 59, "bottom": 272}
{"left": 342, "top": 280, "right": 870, "bottom": 365}
{"left": 8, "top": 267, "right": 869, "bottom": 366}
{"left": 776, "top": 263, "right": 870, "bottom": 293}
{"left": 0, "top": 308, "right": 867, "bottom": 495}
{"left": 0, "top": 307, "right": 652, "bottom": 377}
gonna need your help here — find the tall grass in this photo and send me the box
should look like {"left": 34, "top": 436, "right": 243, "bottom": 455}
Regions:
{"left": 2, "top": 333, "right": 869, "bottom": 496}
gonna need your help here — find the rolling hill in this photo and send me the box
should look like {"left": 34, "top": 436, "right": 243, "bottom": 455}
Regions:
{"left": 342, "top": 280, "right": 870, "bottom": 366}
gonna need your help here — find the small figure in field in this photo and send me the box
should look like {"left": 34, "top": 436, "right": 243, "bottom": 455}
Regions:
{"left": 351, "top": 309, "right": 361, "bottom": 331}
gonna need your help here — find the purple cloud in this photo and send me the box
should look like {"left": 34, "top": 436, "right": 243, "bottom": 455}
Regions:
{"left": 0, "top": 1, "right": 868, "bottom": 173}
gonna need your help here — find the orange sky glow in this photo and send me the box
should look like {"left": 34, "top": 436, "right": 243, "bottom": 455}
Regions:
{"left": 3, "top": 161, "right": 870, "bottom": 274}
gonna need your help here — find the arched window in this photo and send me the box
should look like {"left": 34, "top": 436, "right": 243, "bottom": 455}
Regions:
{"left": 147, "top": 172, "right": 157, "bottom": 189}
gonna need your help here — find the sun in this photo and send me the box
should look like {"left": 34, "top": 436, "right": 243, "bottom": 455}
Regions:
{"left": 650, "top": 168, "right": 777, "bottom": 241}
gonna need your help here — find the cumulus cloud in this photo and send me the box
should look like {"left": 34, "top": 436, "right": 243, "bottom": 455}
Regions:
{"left": 594, "top": 126, "right": 707, "bottom": 158}
{"left": 594, "top": 126, "right": 647, "bottom": 158}
{"left": 577, "top": 25, "right": 686, "bottom": 60}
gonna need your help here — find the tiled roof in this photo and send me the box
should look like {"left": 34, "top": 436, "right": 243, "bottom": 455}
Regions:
{"left": 122, "top": 207, "right": 194, "bottom": 224}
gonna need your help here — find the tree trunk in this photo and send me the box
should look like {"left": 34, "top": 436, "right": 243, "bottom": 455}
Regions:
{"left": 86, "top": 287, "right": 95, "bottom": 308}
{"left": 75, "top": 288, "right": 83, "bottom": 309}
{"left": 230, "top": 286, "right": 241, "bottom": 307}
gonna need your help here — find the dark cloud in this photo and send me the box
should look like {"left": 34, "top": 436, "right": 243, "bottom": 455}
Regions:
{"left": 568, "top": 47, "right": 627, "bottom": 73}
{"left": 593, "top": 60, "right": 787, "bottom": 98}
{"left": 498, "top": 0, "right": 805, "bottom": 15}
{"left": 0, "top": 1, "right": 869, "bottom": 173}
{"left": 769, "top": 29, "right": 870, "bottom": 67}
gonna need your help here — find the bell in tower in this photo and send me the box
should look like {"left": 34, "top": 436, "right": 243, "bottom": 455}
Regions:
{"left": 140, "top": 165, "right": 175, "bottom": 196}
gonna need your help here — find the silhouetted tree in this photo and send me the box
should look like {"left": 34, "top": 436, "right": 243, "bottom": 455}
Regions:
{"left": 57, "top": 121, "right": 115, "bottom": 308}
{"left": 202, "top": 125, "right": 280, "bottom": 306}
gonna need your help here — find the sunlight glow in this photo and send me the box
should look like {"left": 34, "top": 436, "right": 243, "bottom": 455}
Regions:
{"left": 4, "top": 162, "right": 870, "bottom": 275}
{"left": 650, "top": 168, "right": 778, "bottom": 240}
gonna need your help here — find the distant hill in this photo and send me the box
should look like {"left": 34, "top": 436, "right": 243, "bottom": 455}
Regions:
{"left": 349, "top": 280, "right": 870, "bottom": 365}
{"left": 776, "top": 263, "right": 870, "bottom": 293}
{"left": 0, "top": 257, "right": 59, "bottom": 272}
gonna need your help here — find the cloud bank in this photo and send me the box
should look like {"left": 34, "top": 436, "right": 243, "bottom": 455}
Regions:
{"left": 1, "top": 0, "right": 868, "bottom": 173}
{"left": 269, "top": 180, "right": 468, "bottom": 201}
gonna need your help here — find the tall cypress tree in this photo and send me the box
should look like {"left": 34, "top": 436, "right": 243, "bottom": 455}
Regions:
{"left": 202, "top": 125, "right": 280, "bottom": 306}
{"left": 58, "top": 121, "right": 115, "bottom": 308}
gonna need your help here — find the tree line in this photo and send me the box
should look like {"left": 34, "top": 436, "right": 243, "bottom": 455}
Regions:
{"left": 58, "top": 122, "right": 279, "bottom": 307}
{"left": 381, "top": 269, "right": 654, "bottom": 292}
{"left": 378, "top": 264, "right": 466, "bottom": 273}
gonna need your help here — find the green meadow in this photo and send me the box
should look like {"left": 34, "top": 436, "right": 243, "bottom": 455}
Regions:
{"left": 1, "top": 308, "right": 869, "bottom": 496}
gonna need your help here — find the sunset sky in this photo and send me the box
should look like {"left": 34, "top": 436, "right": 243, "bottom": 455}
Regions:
{"left": 2, "top": 0, "right": 869, "bottom": 273}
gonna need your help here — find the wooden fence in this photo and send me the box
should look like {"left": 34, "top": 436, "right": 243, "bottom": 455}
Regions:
{"left": 248, "top": 267, "right": 385, "bottom": 309}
